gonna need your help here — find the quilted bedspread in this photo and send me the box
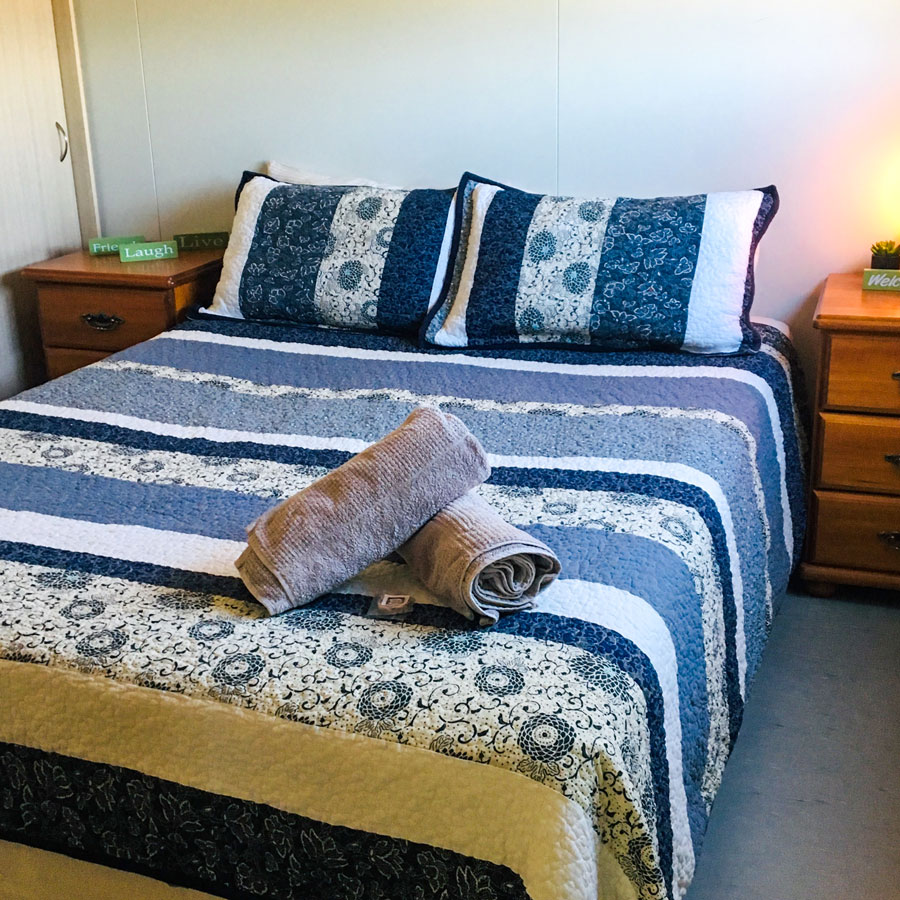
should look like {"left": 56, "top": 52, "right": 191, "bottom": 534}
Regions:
{"left": 0, "top": 315, "right": 805, "bottom": 900}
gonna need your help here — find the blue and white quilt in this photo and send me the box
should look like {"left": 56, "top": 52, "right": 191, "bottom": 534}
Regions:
{"left": 0, "top": 315, "right": 805, "bottom": 900}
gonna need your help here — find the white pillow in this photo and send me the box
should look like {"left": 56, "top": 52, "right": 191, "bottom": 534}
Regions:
{"left": 266, "top": 160, "right": 384, "bottom": 188}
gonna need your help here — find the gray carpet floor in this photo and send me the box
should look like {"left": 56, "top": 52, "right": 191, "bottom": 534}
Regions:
{"left": 686, "top": 588, "right": 900, "bottom": 899}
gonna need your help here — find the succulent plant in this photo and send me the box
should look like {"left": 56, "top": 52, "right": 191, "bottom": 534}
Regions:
{"left": 871, "top": 239, "right": 900, "bottom": 257}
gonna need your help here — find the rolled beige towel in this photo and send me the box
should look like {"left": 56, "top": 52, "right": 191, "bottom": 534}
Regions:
{"left": 398, "top": 492, "right": 560, "bottom": 626}
{"left": 236, "top": 406, "right": 490, "bottom": 615}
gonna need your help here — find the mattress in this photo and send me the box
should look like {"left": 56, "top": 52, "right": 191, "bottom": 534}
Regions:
{"left": 0, "top": 315, "right": 806, "bottom": 900}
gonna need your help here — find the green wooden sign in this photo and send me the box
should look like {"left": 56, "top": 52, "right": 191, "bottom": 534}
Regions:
{"left": 173, "top": 231, "right": 229, "bottom": 250}
{"left": 119, "top": 240, "right": 179, "bottom": 263}
{"left": 88, "top": 235, "right": 144, "bottom": 256}
{"left": 862, "top": 268, "right": 900, "bottom": 291}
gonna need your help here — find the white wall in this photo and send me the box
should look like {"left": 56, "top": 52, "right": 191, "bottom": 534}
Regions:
{"left": 74, "top": 0, "right": 900, "bottom": 386}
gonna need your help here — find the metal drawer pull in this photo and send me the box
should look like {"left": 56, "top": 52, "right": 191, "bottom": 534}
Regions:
{"left": 55, "top": 122, "right": 68, "bottom": 162}
{"left": 893, "top": 372, "right": 900, "bottom": 381}
{"left": 877, "top": 532, "right": 900, "bottom": 551}
{"left": 81, "top": 312, "right": 124, "bottom": 331}
{"left": 887, "top": 454, "right": 900, "bottom": 466}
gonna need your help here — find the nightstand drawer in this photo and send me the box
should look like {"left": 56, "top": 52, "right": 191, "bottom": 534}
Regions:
{"left": 825, "top": 333, "right": 900, "bottom": 412}
{"left": 44, "top": 347, "right": 110, "bottom": 379}
{"left": 38, "top": 284, "right": 171, "bottom": 351}
{"left": 810, "top": 490, "right": 900, "bottom": 572}
{"left": 819, "top": 412, "right": 900, "bottom": 493}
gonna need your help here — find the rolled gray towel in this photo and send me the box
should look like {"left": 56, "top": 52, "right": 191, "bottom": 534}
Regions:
{"left": 236, "top": 407, "right": 490, "bottom": 615}
{"left": 398, "top": 492, "right": 560, "bottom": 626}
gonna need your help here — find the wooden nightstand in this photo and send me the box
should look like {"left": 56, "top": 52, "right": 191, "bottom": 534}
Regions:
{"left": 21, "top": 249, "right": 224, "bottom": 379}
{"left": 800, "top": 272, "right": 900, "bottom": 595}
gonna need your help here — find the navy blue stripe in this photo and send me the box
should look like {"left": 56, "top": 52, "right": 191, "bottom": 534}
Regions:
{"left": 527, "top": 524, "right": 710, "bottom": 847}
{"left": 590, "top": 195, "right": 705, "bottom": 351}
{"left": 0, "top": 540, "right": 249, "bottom": 598}
{"left": 496, "top": 610, "right": 675, "bottom": 899}
{"left": 377, "top": 189, "right": 453, "bottom": 335}
{"left": 738, "top": 187, "right": 780, "bottom": 351}
{"left": 418, "top": 171, "right": 514, "bottom": 345}
{"left": 465, "top": 190, "right": 542, "bottom": 343}
{"left": 0, "top": 409, "right": 353, "bottom": 468}
{"left": 238, "top": 184, "right": 346, "bottom": 323}
{"left": 187, "top": 303, "right": 787, "bottom": 369}
{"left": 1, "top": 742, "right": 529, "bottom": 900}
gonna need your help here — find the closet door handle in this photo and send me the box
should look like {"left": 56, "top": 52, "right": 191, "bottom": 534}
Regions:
{"left": 878, "top": 532, "right": 900, "bottom": 551}
{"left": 81, "top": 313, "right": 123, "bottom": 332}
{"left": 55, "top": 122, "right": 68, "bottom": 162}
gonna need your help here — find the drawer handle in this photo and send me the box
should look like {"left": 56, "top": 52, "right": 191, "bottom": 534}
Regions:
{"left": 887, "top": 454, "right": 900, "bottom": 467}
{"left": 877, "top": 531, "right": 900, "bottom": 551}
{"left": 81, "top": 312, "right": 124, "bottom": 332}
{"left": 893, "top": 372, "right": 900, "bottom": 381}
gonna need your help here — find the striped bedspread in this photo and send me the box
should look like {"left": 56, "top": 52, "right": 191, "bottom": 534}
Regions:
{"left": 0, "top": 315, "right": 805, "bottom": 900}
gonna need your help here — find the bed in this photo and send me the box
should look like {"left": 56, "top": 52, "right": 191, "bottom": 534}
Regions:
{"left": 0, "top": 313, "right": 805, "bottom": 900}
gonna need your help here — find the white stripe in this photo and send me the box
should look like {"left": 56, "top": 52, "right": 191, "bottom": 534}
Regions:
{"left": 428, "top": 199, "right": 457, "bottom": 312}
{"left": 533, "top": 579, "right": 695, "bottom": 894}
{"left": 157, "top": 326, "right": 793, "bottom": 562}
{"left": 206, "top": 176, "right": 279, "bottom": 319}
{"left": 684, "top": 191, "right": 763, "bottom": 354}
{"left": 0, "top": 508, "right": 241, "bottom": 576}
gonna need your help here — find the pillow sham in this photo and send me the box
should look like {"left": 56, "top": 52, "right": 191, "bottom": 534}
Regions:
{"left": 423, "top": 172, "right": 778, "bottom": 354}
{"left": 208, "top": 174, "right": 455, "bottom": 336}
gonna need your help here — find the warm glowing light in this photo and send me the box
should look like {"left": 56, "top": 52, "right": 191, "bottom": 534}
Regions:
{"left": 872, "top": 151, "right": 900, "bottom": 240}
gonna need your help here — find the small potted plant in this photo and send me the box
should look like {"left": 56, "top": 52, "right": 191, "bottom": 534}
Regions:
{"left": 871, "top": 240, "right": 900, "bottom": 270}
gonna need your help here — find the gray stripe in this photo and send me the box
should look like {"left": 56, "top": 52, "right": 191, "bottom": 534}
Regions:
{"left": 0, "top": 460, "right": 268, "bottom": 540}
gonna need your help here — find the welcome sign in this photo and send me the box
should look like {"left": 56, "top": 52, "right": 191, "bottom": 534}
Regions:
{"left": 862, "top": 269, "right": 900, "bottom": 291}
{"left": 119, "top": 240, "right": 179, "bottom": 262}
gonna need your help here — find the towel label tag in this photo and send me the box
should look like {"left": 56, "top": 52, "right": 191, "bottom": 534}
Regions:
{"left": 366, "top": 594, "right": 414, "bottom": 619}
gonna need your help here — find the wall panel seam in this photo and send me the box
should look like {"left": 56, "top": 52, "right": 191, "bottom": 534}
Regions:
{"left": 133, "top": 0, "right": 161, "bottom": 240}
{"left": 555, "top": 0, "right": 560, "bottom": 195}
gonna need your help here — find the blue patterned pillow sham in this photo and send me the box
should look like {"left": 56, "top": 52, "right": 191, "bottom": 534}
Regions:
{"left": 208, "top": 174, "right": 455, "bottom": 336}
{"left": 422, "top": 172, "right": 778, "bottom": 354}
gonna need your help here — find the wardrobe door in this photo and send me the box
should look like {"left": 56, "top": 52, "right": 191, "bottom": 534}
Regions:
{"left": 0, "top": 0, "right": 82, "bottom": 395}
